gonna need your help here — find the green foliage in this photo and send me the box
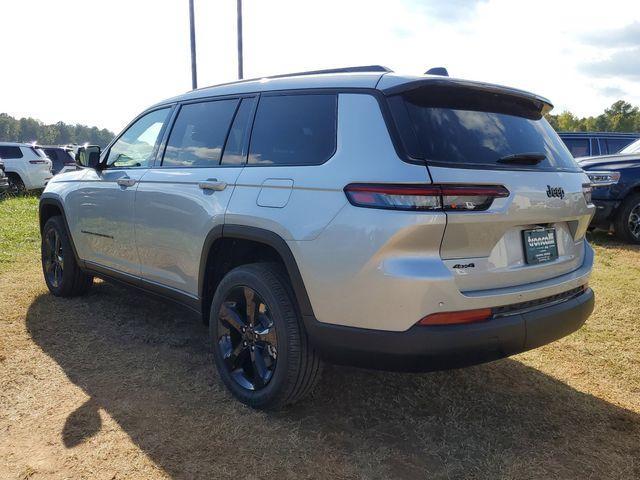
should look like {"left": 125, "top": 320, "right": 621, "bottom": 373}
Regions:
{"left": 545, "top": 100, "right": 640, "bottom": 133}
{"left": 0, "top": 113, "right": 114, "bottom": 147}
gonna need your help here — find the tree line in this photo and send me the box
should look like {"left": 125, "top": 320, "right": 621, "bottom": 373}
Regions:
{"left": 545, "top": 100, "right": 640, "bottom": 133}
{"left": 0, "top": 113, "right": 115, "bottom": 148}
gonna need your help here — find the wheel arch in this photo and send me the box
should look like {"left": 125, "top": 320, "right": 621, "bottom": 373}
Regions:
{"left": 39, "top": 196, "right": 82, "bottom": 265}
{"left": 199, "top": 225, "right": 315, "bottom": 324}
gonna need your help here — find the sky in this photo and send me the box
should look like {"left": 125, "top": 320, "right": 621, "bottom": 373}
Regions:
{"left": 1, "top": 0, "right": 639, "bottom": 133}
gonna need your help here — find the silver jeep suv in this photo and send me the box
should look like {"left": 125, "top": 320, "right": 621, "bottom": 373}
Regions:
{"left": 39, "top": 66, "right": 595, "bottom": 409}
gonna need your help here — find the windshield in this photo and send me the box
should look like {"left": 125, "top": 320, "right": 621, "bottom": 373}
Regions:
{"left": 620, "top": 138, "right": 640, "bottom": 154}
{"left": 391, "top": 90, "right": 579, "bottom": 171}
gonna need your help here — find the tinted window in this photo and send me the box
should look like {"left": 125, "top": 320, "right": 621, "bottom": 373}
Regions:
{"left": 221, "top": 98, "right": 256, "bottom": 165}
{"left": 162, "top": 99, "right": 238, "bottom": 167}
{"left": 563, "top": 138, "right": 590, "bottom": 158}
{"left": 107, "top": 108, "right": 170, "bottom": 168}
{"left": 248, "top": 94, "right": 337, "bottom": 166}
{"left": 0, "top": 146, "right": 23, "bottom": 159}
{"left": 44, "top": 148, "right": 63, "bottom": 170}
{"left": 393, "top": 90, "right": 579, "bottom": 170}
{"left": 605, "top": 138, "right": 634, "bottom": 154}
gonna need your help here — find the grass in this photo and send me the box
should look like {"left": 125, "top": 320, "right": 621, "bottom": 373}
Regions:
{"left": 0, "top": 194, "right": 40, "bottom": 272}
{"left": 0, "top": 195, "right": 639, "bottom": 479}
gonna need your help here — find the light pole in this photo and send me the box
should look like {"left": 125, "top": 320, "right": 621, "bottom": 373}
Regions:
{"left": 189, "top": 0, "right": 198, "bottom": 89}
{"left": 237, "top": 0, "right": 244, "bottom": 79}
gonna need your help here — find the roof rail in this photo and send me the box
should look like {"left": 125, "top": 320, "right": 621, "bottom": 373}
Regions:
{"left": 265, "top": 65, "right": 392, "bottom": 80}
{"left": 190, "top": 65, "right": 393, "bottom": 93}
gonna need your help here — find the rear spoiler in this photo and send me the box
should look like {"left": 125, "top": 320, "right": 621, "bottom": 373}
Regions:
{"left": 381, "top": 77, "right": 554, "bottom": 117}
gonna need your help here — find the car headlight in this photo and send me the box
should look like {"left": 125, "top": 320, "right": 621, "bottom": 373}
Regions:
{"left": 586, "top": 171, "right": 621, "bottom": 187}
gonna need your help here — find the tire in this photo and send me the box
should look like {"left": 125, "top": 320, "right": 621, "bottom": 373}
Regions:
{"left": 6, "top": 174, "right": 25, "bottom": 195}
{"left": 41, "top": 216, "right": 93, "bottom": 297}
{"left": 209, "top": 263, "right": 322, "bottom": 410}
{"left": 614, "top": 193, "right": 640, "bottom": 244}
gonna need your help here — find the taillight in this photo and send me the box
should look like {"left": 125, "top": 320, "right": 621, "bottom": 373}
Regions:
{"left": 344, "top": 184, "right": 509, "bottom": 212}
{"left": 418, "top": 308, "right": 493, "bottom": 326}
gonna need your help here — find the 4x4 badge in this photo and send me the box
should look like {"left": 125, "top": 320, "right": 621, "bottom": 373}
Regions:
{"left": 546, "top": 185, "right": 565, "bottom": 199}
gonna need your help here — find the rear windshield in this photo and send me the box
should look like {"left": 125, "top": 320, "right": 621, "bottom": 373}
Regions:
{"left": 390, "top": 89, "right": 579, "bottom": 171}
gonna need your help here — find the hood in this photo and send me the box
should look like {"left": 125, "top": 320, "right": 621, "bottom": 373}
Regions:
{"left": 577, "top": 153, "right": 640, "bottom": 170}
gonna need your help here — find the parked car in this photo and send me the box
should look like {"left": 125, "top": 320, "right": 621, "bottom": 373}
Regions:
{"left": 0, "top": 143, "right": 53, "bottom": 193}
{"left": 579, "top": 138, "right": 640, "bottom": 242}
{"left": 559, "top": 132, "right": 639, "bottom": 158}
{"left": 0, "top": 159, "right": 10, "bottom": 195}
{"left": 40, "top": 145, "right": 77, "bottom": 175}
{"left": 39, "top": 65, "right": 595, "bottom": 409}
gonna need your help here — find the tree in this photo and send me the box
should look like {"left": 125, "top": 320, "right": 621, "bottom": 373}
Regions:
{"left": 603, "top": 100, "right": 638, "bottom": 132}
{"left": 0, "top": 113, "right": 114, "bottom": 147}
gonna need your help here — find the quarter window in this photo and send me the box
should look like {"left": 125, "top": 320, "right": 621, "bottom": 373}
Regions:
{"left": 162, "top": 99, "right": 238, "bottom": 167}
{"left": 106, "top": 108, "right": 170, "bottom": 168}
{"left": 248, "top": 94, "right": 337, "bottom": 166}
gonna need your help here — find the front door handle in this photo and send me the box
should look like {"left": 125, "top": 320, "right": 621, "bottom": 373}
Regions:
{"left": 198, "top": 179, "right": 227, "bottom": 191}
{"left": 117, "top": 178, "right": 136, "bottom": 187}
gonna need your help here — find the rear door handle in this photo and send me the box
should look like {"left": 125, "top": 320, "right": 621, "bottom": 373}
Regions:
{"left": 198, "top": 179, "right": 227, "bottom": 191}
{"left": 117, "top": 178, "right": 136, "bottom": 187}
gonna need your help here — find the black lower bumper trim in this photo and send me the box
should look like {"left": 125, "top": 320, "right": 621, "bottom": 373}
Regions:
{"left": 304, "top": 288, "right": 594, "bottom": 372}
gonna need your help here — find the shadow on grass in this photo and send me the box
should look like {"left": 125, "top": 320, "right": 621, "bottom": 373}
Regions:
{"left": 26, "top": 281, "right": 640, "bottom": 479}
{"left": 587, "top": 230, "right": 640, "bottom": 252}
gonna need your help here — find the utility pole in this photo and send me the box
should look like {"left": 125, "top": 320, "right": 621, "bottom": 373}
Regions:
{"left": 237, "top": 0, "right": 243, "bottom": 79}
{"left": 189, "top": 0, "right": 198, "bottom": 89}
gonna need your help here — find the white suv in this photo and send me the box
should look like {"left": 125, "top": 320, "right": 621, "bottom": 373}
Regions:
{"left": 39, "top": 66, "right": 595, "bottom": 409}
{"left": 0, "top": 142, "right": 53, "bottom": 193}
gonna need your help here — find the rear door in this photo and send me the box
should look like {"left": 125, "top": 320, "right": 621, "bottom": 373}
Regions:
{"left": 134, "top": 96, "right": 256, "bottom": 296}
{"left": 388, "top": 85, "right": 594, "bottom": 292}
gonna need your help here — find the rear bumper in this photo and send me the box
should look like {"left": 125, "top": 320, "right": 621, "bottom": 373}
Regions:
{"left": 305, "top": 287, "right": 594, "bottom": 372}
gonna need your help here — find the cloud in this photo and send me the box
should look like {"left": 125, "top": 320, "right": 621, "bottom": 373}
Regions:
{"left": 581, "top": 47, "right": 640, "bottom": 80}
{"left": 403, "top": 0, "right": 488, "bottom": 21}
{"left": 597, "top": 85, "right": 627, "bottom": 97}
{"left": 581, "top": 21, "right": 640, "bottom": 48}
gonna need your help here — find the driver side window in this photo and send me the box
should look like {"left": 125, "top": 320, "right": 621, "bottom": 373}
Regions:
{"left": 106, "top": 108, "right": 171, "bottom": 168}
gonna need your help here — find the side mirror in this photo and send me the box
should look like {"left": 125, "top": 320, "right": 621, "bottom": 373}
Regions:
{"left": 76, "top": 145, "right": 102, "bottom": 169}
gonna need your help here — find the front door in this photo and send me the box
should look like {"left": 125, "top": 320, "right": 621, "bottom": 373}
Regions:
{"left": 70, "top": 107, "right": 172, "bottom": 276}
{"left": 135, "top": 97, "right": 256, "bottom": 295}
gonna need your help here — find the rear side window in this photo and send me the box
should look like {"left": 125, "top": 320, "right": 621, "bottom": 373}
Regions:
{"left": 563, "top": 138, "right": 590, "bottom": 158}
{"left": 248, "top": 94, "right": 337, "bottom": 166}
{"left": 605, "top": 138, "right": 633, "bottom": 154}
{"left": 390, "top": 89, "right": 579, "bottom": 171}
{"left": 162, "top": 99, "right": 238, "bottom": 167}
{"left": 0, "top": 146, "right": 23, "bottom": 159}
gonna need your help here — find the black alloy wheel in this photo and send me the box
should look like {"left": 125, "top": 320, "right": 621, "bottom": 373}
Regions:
{"left": 217, "top": 286, "right": 278, "bottom": 390}
{"left": 627, "top": 203, "right": 640, "bottom": 241}
{"left": 43, "top": 227, "right": 64, "bottom": 288}
{"left": 209, "top": 263, "right": 322, "bottom": 409}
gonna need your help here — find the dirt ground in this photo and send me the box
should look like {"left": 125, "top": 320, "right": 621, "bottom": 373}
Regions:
{"left": 1, "top": 235, "right": 639, "bottom": 479}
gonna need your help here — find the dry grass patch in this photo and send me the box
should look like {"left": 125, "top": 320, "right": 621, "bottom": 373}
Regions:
{"left": 0, "top": 196, "right": 639, "bottom": 479}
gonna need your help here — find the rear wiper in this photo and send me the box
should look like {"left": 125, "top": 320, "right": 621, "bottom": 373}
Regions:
{"left": 497, "top": 153, "right": 546, "bottom": 165}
